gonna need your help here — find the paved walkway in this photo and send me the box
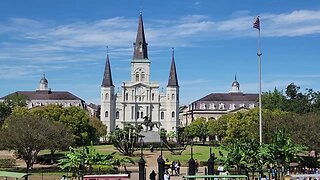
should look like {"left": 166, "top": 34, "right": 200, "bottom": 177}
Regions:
{"left": 0, "top": 150, "right": 203, "bottom": 179}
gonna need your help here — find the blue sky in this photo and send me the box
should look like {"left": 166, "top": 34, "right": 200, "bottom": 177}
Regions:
{"left": 1, "top": 0, "right": 320, "bottom": 105}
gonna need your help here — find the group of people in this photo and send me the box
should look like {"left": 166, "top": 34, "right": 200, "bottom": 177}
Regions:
{"left": 149, "top": 170, "right": 171, "bottom": 180}
{"left": 149, "top": 161, "right": 181, "bottom": 180}
{"left": 170, "top": 160, "right": 181, "bottom": 175}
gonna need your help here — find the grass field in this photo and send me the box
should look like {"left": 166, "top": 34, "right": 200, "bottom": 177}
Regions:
{"left": 162, "top": 145, "right": 225, "bottom": 165}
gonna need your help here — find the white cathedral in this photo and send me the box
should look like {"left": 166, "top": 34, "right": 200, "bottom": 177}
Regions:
{"left": 100, "top": 14, "right": 179, "bottom": 134}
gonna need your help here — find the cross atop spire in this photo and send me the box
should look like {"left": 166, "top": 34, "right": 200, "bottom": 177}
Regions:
{"left": 167, "top": 48, "right": 179, "bottom": 87}
{"left": 133, "top": 13, "right": 148, "bottom": 60}
{"left": 102, "top": 47, "right": 114, "bottom": 87}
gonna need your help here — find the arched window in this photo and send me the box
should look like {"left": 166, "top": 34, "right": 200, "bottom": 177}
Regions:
{"left": 116, "top": 111, "right": 119, "bottom": 119}
{"left": 105, "top": 111, "right": 108, "bottom": 117}
{"left": 125, "top": 93, "right": 128, "bottom": 100}
{"left": 171, "top": 111, "right": 175, "bottom": 118}
{"left": 152, "top": 93, "right": 155, "bottom": 101}
{"left": 141, "top": 72, "right": 145, "bottom": 81}
{"left": 105, "top": 93, "right": 109, "bottom": 100}
{"left": 160, "top": 112, "right": 164, "bottom": 120}
{"left": 141, "top": 112, "right": 143, "bottom": 118}
{"left": 137, "top": 112, "right": 140, "bottom": 119}
{"left": 172, "top": 94, "right": 175, "bottom": 100}
{"left": 136, "top": 73, "right": 139, "bottom": 81}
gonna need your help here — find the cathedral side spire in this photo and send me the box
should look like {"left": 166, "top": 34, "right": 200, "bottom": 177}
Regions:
{"left": 133, "top": 13, "right": 148, "bottom": 60}
{"left": 102, "top": 49, "right": 114, "bottom": 87}
{"left": 167, "top": 48, "right": 179, "bottom": 87}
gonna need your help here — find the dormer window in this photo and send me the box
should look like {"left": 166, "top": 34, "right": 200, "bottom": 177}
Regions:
{"left": 229, "top": 104, "right": 236, "bottom": 110}
{"left": 209, "top": 103, "right": 216, "bottom": 110}
{"left": 249, "top": 104, "right": 255, "bottom": 109}
{"left": 219, "top": 103, "right": 225, "bottom": 110}
{"left": 200, "top": 103, "right": 206, "bottom": 110}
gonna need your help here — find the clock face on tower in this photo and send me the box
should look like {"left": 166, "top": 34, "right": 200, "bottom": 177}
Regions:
{"left": 137, "top": 86, "right": 146, "bottom": 94}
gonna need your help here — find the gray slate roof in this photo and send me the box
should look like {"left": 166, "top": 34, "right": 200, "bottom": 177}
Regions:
{"left": 1, "top": 91, "right": 84, "bottom": 101}
{"left": 167, "top": 53, "right": 179, "bottom": 87}
{"left": 101, "top": 54, "right": 114, "bottom": 87}
{"left": 196, "top": 92, "right": 258, "bottom": 102}
{"left": 133, "top": 13, "right": 148, "bottom": 60}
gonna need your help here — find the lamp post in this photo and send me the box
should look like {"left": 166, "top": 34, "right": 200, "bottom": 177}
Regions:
{"left": 207, "top": 147, "right": 215, "bottom": 176}
{"left": 188, "top": 139, "right": 196, "bottom": 180}
{"left": 138, "top": 137, "right": 146, "bottom": 180}
{"left": 158, "top": 139, "right": 165, "bottom": 180}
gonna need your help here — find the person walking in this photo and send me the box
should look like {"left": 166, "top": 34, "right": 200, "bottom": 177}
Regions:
{"left": 176, "top": 161, "right": 181, "bottom": 175}
{"left": 164, "top": 171, "right": 170, "bottom": 180}
{"left": 149, "top": 170, "right": 157, "bottom": 180}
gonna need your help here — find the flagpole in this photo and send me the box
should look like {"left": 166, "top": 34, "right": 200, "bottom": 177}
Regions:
{"left": 256, "top": 18, "right": 263, "bottom": 145}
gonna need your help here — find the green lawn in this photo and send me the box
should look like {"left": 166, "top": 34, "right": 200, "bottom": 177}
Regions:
{"left": 162, "top": 145, "right": 226, "bottom": 166}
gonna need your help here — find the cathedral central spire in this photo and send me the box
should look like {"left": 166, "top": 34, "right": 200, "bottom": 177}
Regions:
{"left": 133, "top": 13, "right": 148, "bottom": 60}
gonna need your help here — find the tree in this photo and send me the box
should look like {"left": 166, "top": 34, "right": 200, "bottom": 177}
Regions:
{"left": 88, "top": 117, "right": 107, "bottom": 142}
{"left": 0, "top": 102, "right": 11, "bottom": 124}
{"left": 30, "top": 104, "right": 63, "bottom": 122}
{"left": 108, "top": 124, "right": 140, "bottom": 156}
{"left": 0, "top": 109, "right": 68, "bottom": 172}
{"left": 185, "top": 117, "right": 208, "bottom": 144}
{"left": 268, "top": 130, "right": 306, "bottom": 174}
{"left": 286, "top": 83, "right": 300, "bottom": 100}
{"left": 46, "top": 122, "right": 73, "bottom": 164}
{"left": 262, "top": 83, "right": 320, "bottom": 114}
{"left": 262, "top": 88, "right": 287, "bottom": 111}
{"left": 60, "top": 106, "right": 93, "bottom": 146}
{"left": 3, "top": 92, "right": 28, "bottom": 108}
{"left": 166, "top": 131, "right": 176, "bottom": 142}
{"left": 222, "top": 139, "right": 273, "bottom": 178}
{"left": 223, "top": 109, "right": 259, "bottom": 144}
{"left": 0, "top": 93, "right": 28, "bottom": 123}
{"left": 58, "top": 145, "right": 134, "bottom": 177}
{"left": 207, "top": 116, "right": 228, "bottom": 142}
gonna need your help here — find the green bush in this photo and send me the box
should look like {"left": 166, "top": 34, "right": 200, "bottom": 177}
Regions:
{"left": 0, "top": 159, "right": 16, "bottom": 167}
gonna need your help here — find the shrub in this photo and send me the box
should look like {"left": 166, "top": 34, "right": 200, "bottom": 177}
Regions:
{"left": 0, "top": 159, "right": 16, "bottom": 167}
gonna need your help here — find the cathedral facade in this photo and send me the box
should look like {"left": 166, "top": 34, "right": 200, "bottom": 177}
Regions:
{"left": 100, "top": 14, "right": 179, "bottom": 133}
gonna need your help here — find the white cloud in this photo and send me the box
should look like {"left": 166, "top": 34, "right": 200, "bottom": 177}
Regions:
{"left": 1, "top": 9, "right": 320, "bottom": 80}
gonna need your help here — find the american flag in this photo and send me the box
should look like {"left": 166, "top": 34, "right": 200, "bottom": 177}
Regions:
{"left": 253, "top": 16, "right": 260, "bottom": 30}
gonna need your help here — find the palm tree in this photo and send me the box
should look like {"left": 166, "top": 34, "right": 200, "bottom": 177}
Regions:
{"left": 268, "top": 130, "right": 306, "bottom": 175}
